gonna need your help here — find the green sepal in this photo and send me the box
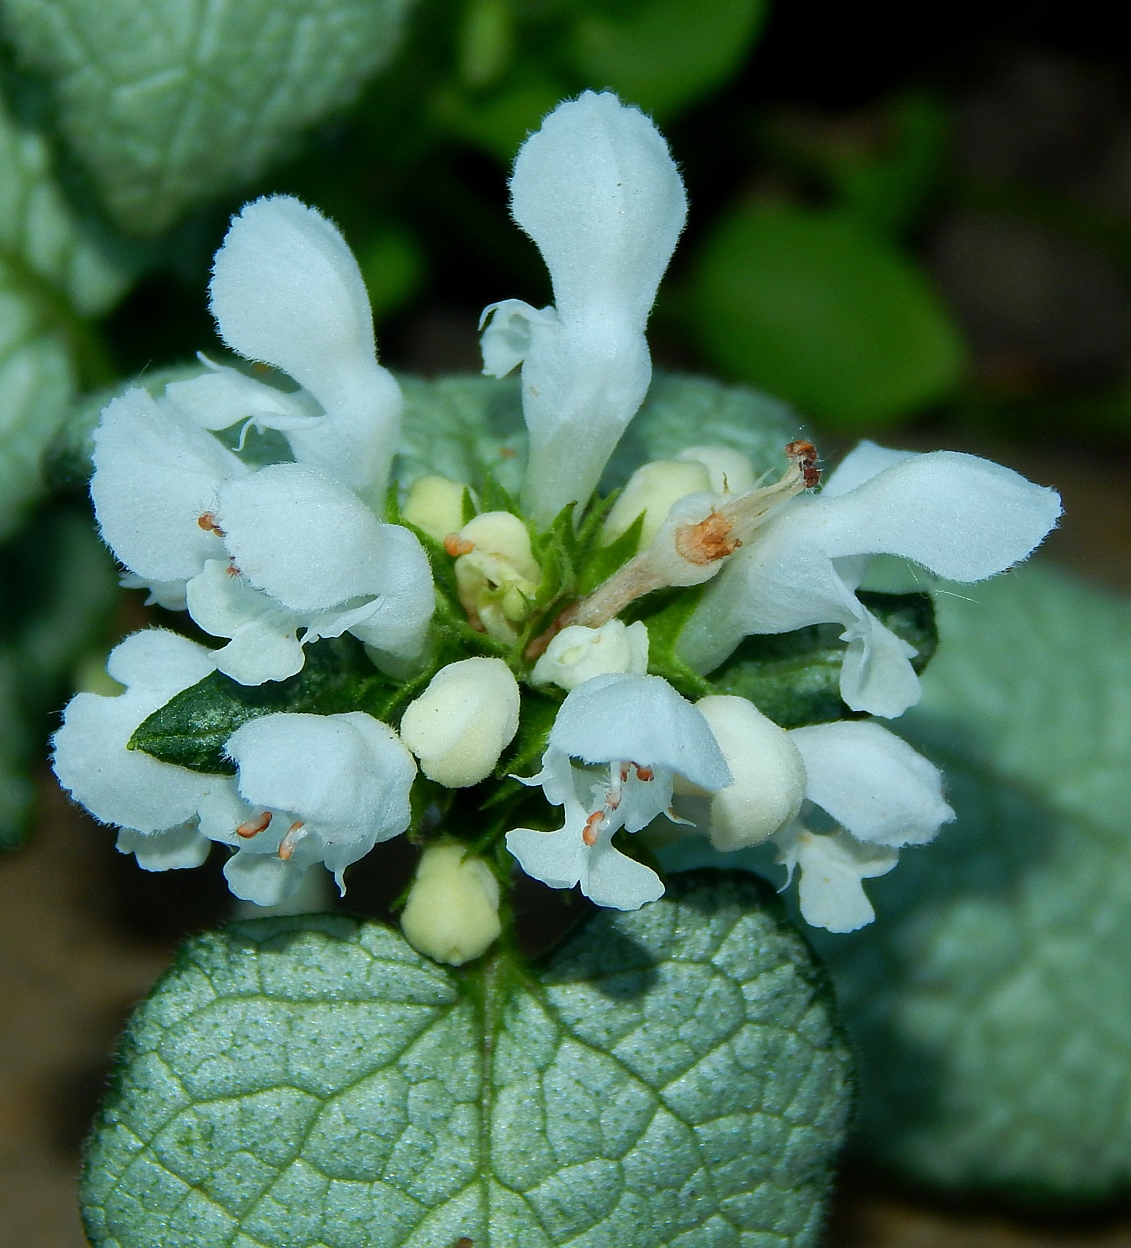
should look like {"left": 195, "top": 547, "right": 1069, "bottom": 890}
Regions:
{"left": 709, "top": 590, "right": 937, "bottom": 728}
{"left": 81, "top": 873, "right": 852, "bottom": 1248}
{"left": 127, "top": 637, "right": 400, "bottom": 775}
{"left": 577, "top": 510, "right": 644, "bottom": 596}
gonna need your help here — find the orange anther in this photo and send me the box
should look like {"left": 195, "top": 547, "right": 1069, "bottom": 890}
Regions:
{"left": 278, "top": 821, "right": 304, "bottom": 861}
{"left": 674, "top": 512, "right": 741, "bottom": 566}
{"left": 235, "top": 811, "right": 272, "bottom": 839}
{"left": 785, "top": 440, "right": 821, "bottom": 490}
{"left": 582, "top": 812, "right": 603, "bottom": 846}
{"left": 226, "top": 562, "right": 242, "bottom": 577}
{"left": 197, "top": 511, "right": 225, "bottom": 535}
{"left": 443, "top": 534, "right": 475, "bottom": 557}
{"left": 635, "top": 766, "right": 654, "bottom": 782}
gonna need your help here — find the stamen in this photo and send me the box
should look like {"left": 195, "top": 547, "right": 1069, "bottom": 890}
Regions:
{"left": 197, "top": 511, "right": 225, "bottom": 536}
{"left": 635, "top": 766, "right": 654, "bottom": 782}
{"left": 673, "top": 512, "right": 740, "bottom": 566}
{"left": 278, "top": 821, "right": 305, "bottom": 861}
{"left": 235, "top": 811, "right": 272, "bottom": 839}
{"left": 444, "top": 533, "right": 475, "bottom": 557}
{"left": 582, "top": 812, "right": 604, "bottom": 846}
{"left": 785, "top": 440, "right": 821, "bottom": 490}
{"left": 226, "top": 562, "right": 242, "bottom": 577}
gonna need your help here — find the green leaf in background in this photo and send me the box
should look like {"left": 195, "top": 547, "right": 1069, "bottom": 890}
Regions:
{"left": 81, "top": 873, "right": 851, "bottom": 1247}
{"left": 0, "top": 505, "right": 118, "bottom": 849}
{"left": 808, "top": 565, "right": 1131, "bottom": 1204}
{"left": 691, "top": 202, "right": 967, "bottom": 432}
{"left": 568, "top": 0, "right": 768, "bottom": 120}
{"left": 1, "top": 0, "right": 418, "bottom": 238}
{"left": 0, "top": 88, "right": 127, "bottom": 536}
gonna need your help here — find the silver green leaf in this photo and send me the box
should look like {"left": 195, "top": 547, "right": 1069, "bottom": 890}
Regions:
{"left": 809, "top": 565, "right": 1131, "bottom": 1204}
{"left": 0, "top": 89, "right": 127, "bottom": 535}
{"left": 82, "top": 873, "right": 851, "bottom": 1247}
{"left": 1, "top": 0, "right": 417, "bottom": 237}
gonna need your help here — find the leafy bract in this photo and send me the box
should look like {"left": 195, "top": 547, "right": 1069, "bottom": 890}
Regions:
{"left": 0, "top": 88, "right": 127, "bottom": 535}
{"left": 81, "top": 872, "right": 851, "bottom": 1247}
{"left": 2, "top": 0, "right": 417, "bottom": 236}
{"left": 691, "top": 203, "right": 966, "bottom": 432}
{"left": 809, "top": 565, "right": 1131, "bottom": 1204}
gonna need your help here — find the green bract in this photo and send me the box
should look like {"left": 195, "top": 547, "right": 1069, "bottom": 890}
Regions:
{"left": 0, "top": 89, "right": 126, "bottom": 536}
{"left": 2, "top": 0, "right": 417, "bottom": 236}
{"left": 82, "top": 873, "right": 852, "bottom": 1247}
{"left": 810, "top": 566, "right": 1131, "bottom": 1204}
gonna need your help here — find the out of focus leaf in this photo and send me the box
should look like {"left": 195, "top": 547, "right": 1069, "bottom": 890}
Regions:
{"left": 358, "top": 225, "right": 425, "bottom": 322}
{"left": 0, "top": 87, "right": 127, "bottom": 537}
{"left": 691, "top": 202, "right": 967, "bottom": 431}
{"left": 1, "top": 0, "right": 419, "bottom": 237}
{"left": 434, "top": 71, "right": 567, "bottom": 164}
{"left": 569, "top": 0, "right": 768, "bottom": 119}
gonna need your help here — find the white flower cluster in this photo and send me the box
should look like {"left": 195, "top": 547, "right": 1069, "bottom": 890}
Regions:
{"left": 53, "top": 91, "right": 1061, "bottom": 948}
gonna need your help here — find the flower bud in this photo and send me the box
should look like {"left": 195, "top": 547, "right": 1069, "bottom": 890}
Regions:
{"left": 401, "top": 843, "right": 502, "bottom": 965}
{"left": 399, "top": 657, "right": 520, "bottom": 787}
{"left": 402, "top": 475, "right": 467, "bottom": 542}
{"left": 600, "top": 459, "right": 710, "bottom": 549}
{"left": 694, "top": 695, "right": 806, "bottom": 850}
{"left": 676, "top": 446, "right": 756, "bottom": 495}
{"left": 531, "top": 619, "right": 649, "bottom": 691}
{"left": 453, "top": 511, "right": 541, "bottom": 641}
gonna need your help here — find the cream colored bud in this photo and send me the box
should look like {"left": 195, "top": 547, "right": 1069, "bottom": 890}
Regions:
{"left": 454, "top": 512, "right": 541, "bottom": 641}
{"left": 401, "top": 843, "right": 502, "bottom": 965}
{"left": 676, "top": 446, "right": 756, "bottom": 495}
{"left": 531, "top": 620, "right": 649, "bottom": 691}
{"left": 402, "top": 475, "right": 468, "bottom": 542}
{"left": 399, "top": 657, "right": 520, "bottom": 787}
{"left": 600, "top": 459, "right": 711, "bottom": 549}
{"left": 695, "top": 695, "right": 806, "bottom": 850}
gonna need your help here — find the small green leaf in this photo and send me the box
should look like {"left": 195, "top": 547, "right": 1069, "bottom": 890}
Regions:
{"left": 710, "top": 591, "right": 937, "bottom": 728}
{"left": 0, "top": 87, "right": 127, "bottom": 535}
{"left": 569, "top": 0, "right": 768, "bottom": 120}
{"left": 129, "top": 637, "right": 397, "bottom": 775}
{"left": 809, "top": 566, "right": 1131, "bottom": 1204}
{"left": 82, "top": 873, "right": 852, "bottom": 1247}
{"left": 691, "top": 202, "right": 967, "bottom": 432}
{"left": 578, "top": 511, "right": 644, "bottom": 596}
{"left": 2, "top": 0, "right": 418, "bottom": 236}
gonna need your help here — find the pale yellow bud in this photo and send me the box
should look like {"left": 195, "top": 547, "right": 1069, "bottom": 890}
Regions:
{"left": 402, "top": 475, "right": 467, "bottom": 542}
{"left": 600, "top": 459, "right": 711, "bottom": 550}
{"left": 676, "top": 446, "right": 756, "bottom": 495}
{"left": 695, "top": 696, "right": 806, "bottom": 850}
{"left": 401, "top": 843, "right": 502, "bottom": 966}
{"left": 453, "top": 512, "right": 541, "bottom": 641}
{"left": 399, "top": 657, "right": 520, "bottom": 787}
{"left": 531, "top": 620, "right": 649, "bottom": 691}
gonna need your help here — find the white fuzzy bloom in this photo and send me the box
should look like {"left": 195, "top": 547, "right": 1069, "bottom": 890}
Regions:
{"left": 206, "top": 196, "right": 403, "bottom": 501}
{"left": 201, "top": 711, "right": 416, "bottom": 905}
{"left": 679, "top": 441, "right": 1062, "bottom": 717}
{"left": 399, "top": 658, "right": 521, "bottom": 787}
{"left": 506, "top": 673, "right": 730, "bottom": 909}
{"left": 52, "top": 630, "right": 222, "bottom": 869}
{"left": 400, "top": 843, "right": 502, "bottom": 965}
{"left": 92, "top": 392, "right": 433, "bottom": 684}
{"left": 531, "top": 620, "right": 649, "bottom": 691}
{"left": 480, "top": 92, "right": 687, "bottom": 526}
{"left": 693, "top": 696, "right": 806, "bottom": 851}
{"left": 774, "top": 719, "right": 955, "bottom": 932}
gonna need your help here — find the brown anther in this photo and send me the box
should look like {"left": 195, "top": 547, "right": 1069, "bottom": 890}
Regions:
{"left": 674, "top": 511, "right": 741, "bottom": 566}
{"left": 197, "top": 511, "right": 225, "bottom": 536}
{"left": 582, "top": 812, "right": 604, "bottom": 847}
{"left": 635, "top": 765, "right": 654, "bottom": 782}
{"left": 443, "top": 533, "right": 475, "bottom": 557}
{"left": 619, "top": 764, "right": 631, "bottom": 784}
{"left": 278, "top": 821, "right": 304, "bottom": 861}
{"left": 785, "top": 439, "right": 821, "bottom": 490}
{"left": 226, "top": 563, "right": 242, "bottom": 577}
{"left": 235, "top": 811, "right": 272, "bottom": 839}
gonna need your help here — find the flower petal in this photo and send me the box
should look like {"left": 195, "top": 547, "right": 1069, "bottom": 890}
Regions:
{"left": 223, "top": 851, "right": 306, "bottom": 906}
{"left": 584, "top": 842, "right": 665, "bottom": 910}
{"left": 789, "top": 720, "right": 954, "bottom": 846}
{"left": 506, "top": 824, "right": 586, "bottom": 892}
{"left": 165, "top": 363, "right": 314, "bottom": 432}
{"left": 116, "top": 823, "right": 211, "bottom": 871}
{"left": 777, "top": 827, "right": 899, "bottom": 933}
{"left": 91, "top": 387, "right": 246, "bottom": 584}
{"left": 838, "top": 611, "right": 922, "bottom": 717}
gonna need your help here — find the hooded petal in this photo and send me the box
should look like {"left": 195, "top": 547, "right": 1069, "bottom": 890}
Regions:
{"left": 209, "top": 196, "right": 402, "bottom": 493}
{"left": 550, "top": 673, "right": 731, "bottom": 792}
{"left": 789, "top": 720, "right": 954, "bottom": 846}
{"left": 506, "top": 823, "right": 587, "bottom": 893}
{"left": 91, "top": 387, "right": 246, "bottom": 584}
{"left": 52, "top": 630, "right": 218, "bottom": 833}
{"left": 336, "top": 523, "right": 435, "bottom": 660}
{"left": 223, "top": 851, "right": 306, "bottom": 907}
{"left": 776, "top": 826, "right": 899, "bottom": 933}
{"left": 116, "top": 823, "right": 212, "bottom": 870}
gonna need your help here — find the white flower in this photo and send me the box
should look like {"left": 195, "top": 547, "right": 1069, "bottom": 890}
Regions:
{"left": 200, "top": 711, "right": 416, "bottom": 905}
{"left": 92, "top": 391, "right": 433, "bottom": 684}
{"left": 480, "top": 91, "right": 687, "bottom": 526}
{"left": 200, "top": 195, "right": 403, "bottom": 503}
{"left": 531, "top": 619, "right": 649, "bottom": 691}
{"left": 774, "top": 719, "right": 955, "bottom": 932}
{"left": 678, "top": 441, "right": 1062, "bottom": 717}
{"left": 506, "top": 673, "right": 730, "bottom": 908}
{"left": 399, "top": 657, "right": 521, "bottom": 787}
{"left": 52, "top": 629, "right": 223, "bottom": 869}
